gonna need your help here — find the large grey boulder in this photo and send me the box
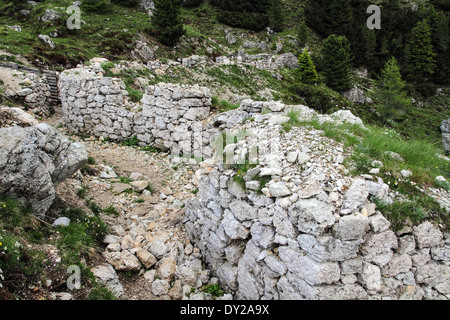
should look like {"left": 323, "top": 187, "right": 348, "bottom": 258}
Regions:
{"left": 0, "top": 124, "right": 87, "bottom": 216}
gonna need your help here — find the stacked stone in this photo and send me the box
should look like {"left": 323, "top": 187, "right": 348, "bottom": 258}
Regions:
{"left": 59, "top": 67, "right": 212, "bottom": 158}
{"left": 3, "top": 70, "right": 52, "bottom": 117}
{"left": 185, "top": 111, "right": 450, "bottom": 300}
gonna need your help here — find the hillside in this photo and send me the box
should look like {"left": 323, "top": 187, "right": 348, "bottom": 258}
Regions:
{"left": 0, "top": 0, "right": 449, "bottom": 302}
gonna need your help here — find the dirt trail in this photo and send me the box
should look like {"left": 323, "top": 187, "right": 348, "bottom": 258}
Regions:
{"left": 48, "top": 114, "right": 206, "bottom": 300}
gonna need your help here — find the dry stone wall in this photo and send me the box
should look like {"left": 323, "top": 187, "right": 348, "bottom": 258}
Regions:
{"left": 59, "top": 66, "right": 213, "bottom": 157}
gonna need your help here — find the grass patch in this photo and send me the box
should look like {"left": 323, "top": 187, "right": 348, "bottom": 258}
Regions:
{"left": 56, "top": 206, "right": 109, "bottom": 266}
{"left": 211, "top": 96, "right": 240, "bottom": 113}
{"left": 87, "top": 156, "right": 96, "bottom": 165}
{"left": 103, "top": 205, "right": 119, "bottom": 216}
{"left": 200, "top": 284, "right": 225, "bottom": 298}
{"left": 0, "top": 196, "right": 47, "bottom": 297}
{"left": 121, "top": 135, "right": 140, "bottom": 147}
{"left": 293, "top": 119, "right": 449, "bottom": 189}
{"left": 87, "top": 283, "right": 117, "bottom": 300}
{"left": 375, "top": 196, "right": 449, "bottom": 232}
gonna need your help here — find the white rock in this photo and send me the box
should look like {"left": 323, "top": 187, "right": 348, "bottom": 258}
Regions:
{"left": 52, "top": 217, "right": 70, "bottom": 227}
{"left": 269, "top": 181, "right": 291, "bottom": 197}
{"left": 152, "top": 279, "right": 170, "bottom": 296}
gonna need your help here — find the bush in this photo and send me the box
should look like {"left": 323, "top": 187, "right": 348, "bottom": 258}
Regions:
{"left": 111, "top": 0, "right": 140, "bottom": 7}
{"left": 218, "top": 11, "right": 268, "bottom": 31}
{"left": 210, "top": 0, "right": 271, "bottom": 31}
{"left": 81, "top": 0, "right": 113, "bottom": 14}
{"left": 182, "top": 0, "right": 204, "bottom": 7}
{"left": 127, "top": 88, "right": 144, "bottom": 102}
{"left": 289, "top": 83, "right": 334, "bottom": 114}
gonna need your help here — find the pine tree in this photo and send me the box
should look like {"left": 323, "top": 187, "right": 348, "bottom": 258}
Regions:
{"left": 406, "top": 19, "right": 437, "bottom": 81}
{"left": 361, "top": 27, "right": 379, "bottom": 72}
{"left": 297, "top": 49, "right": 318, "bottom": 84}
{"left": 1, "top": 0, "right": 28, "bottom": 16}
{"left": 111, "top": 0, "right": 140, "bottom": 7}
{"left": 427, "top": 8, "right": 450, "bottom": 84}
{"left": 330, "top": 0, "right": 353, "bottom": 36}
{"left": 210, "top": 0, "right": 270, "bottom": 31}
{"left": 152, "top": 0, "right": 185, "bottom": 47}
{"left": 297, "top": 21, "right": 309, "bottom": 48}
{"left": 373, "top": 57, "right": 410, "bottom": 123}
{"left": 267, "top": 0, "right": 284, "bottom": 32}
{"left": 320, "top": 34, "right": 353, "bottom": 92}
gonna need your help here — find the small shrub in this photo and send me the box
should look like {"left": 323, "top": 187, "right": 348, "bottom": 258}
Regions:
{"left": 86, "top": 199, "right": 102, "bottom": 216}
{"left": 126, "top": 88, "right": 144, "bottom": 102}
{"left": 81, "top": 0, "right": 113, "bottom": 14}
{"left": 87, "top": 283, "right": 117, "bottom": 300}
{"left": 122, "top": 135, "right": 140, "bottom": 147}
{"left": 288, "top": 83, "right": 334, "bottom": 114}
{"left": 87, "top": 156, "right": 96, "bottom": 165}
{"left": 103, "top": 205, "right": 119, "bottom": 216}
{"left": 77, "top": 186, "right": 87, "bottom": 199}
{"left": 200, "top": 284, "right": 224, "bottom": 298}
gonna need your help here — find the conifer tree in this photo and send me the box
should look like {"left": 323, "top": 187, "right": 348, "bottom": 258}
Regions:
{"left": 297, "top": 49, "right": 318, "bottom": 84}
{"left": 361, "top": 27, "right": 379, "bottom": 72}
{"left": 406, "top": 19, "right": 437, "bottom": 81}
{"left": 373, "top": 57, "right": 410, "bottom": 122}
{"left": 152, "top": 0, "right": 185, "bottom": 47}
{"left": 320, "top": 34, "right": 353, "bottom": 92}
{"left": 427, "top": 8, "right": 450, "bottom": 84}
{"left": 209, "top": 0, "right": 270, "bottom": 31}
{"left": 267, "top": 0, "right": 284, "bottom": 32}
{"left": 297, "top": 21, "right": 309, "bottom": 48}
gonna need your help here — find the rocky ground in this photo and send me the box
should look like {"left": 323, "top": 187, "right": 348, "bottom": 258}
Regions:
{"left": 45, "top": 112, "right": 233, "bottom": 300}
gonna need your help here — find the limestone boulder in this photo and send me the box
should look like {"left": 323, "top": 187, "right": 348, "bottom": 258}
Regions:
{"left": 0, "top": 124, "right": 87, "bottom": 216}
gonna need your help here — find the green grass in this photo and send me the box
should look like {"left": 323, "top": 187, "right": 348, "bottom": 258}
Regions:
{"left": 121, "top": 135, "right": 140, "bottom": 147}
{"left": 56, "top": 206, "right": 109, "bottom": 265}
{"left": 0, "top": 196, "right": 47, "bottom": 296}
{"left": 77, "top": 185, "right": 87, "bottom": 199}
{"left": 87, "top": 283, "right": 117, "bottom": 300}
{"left": 211, "top": 96, "right": 240, "bottom": 113}
{"left": 119, "top": 176, "right": 132, "bottom": 184}
{"left": 87, "top": 156, "right": 96, "bottom": 165}
{"left": 0, "top": 0, "right": 151, "bottom": 66}
{"left": 200, "top": 284, "right": 225, "bottom": 298}
{"left": 103, "top": 205, "right": 119, "bottom": 216}
{"left": 375, "top": 196, "right": 449, "bottom": 232}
